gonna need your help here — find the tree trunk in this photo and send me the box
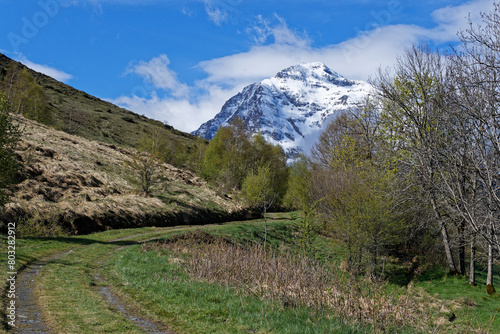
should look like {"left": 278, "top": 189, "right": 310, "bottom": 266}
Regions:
{"left": 458, "top": 220, "right": 466, "bottom": 276}
{"left": 431, "top": 196, "right": 458, "bottom": 274}
{"left": 263, "top": 203, "right": 267, "bottom": 248}
{"left": 486, "top": 242, "right": 493, "bottom": 285}
{"left": 469, "top": 234, "right": 476, "bottom": 286}
{"left": 440, "top": 220, "right": 458, "bottom": 274}
{"left": 486, "top": 224, "right": 496, "bottom": 295}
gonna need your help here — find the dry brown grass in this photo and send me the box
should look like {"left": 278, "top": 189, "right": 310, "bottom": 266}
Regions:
{"left": 1, "top": 116, "right": 248, "bottom": 235}
{"left": 144, "top": 233, "right": 438, "bottom": 332}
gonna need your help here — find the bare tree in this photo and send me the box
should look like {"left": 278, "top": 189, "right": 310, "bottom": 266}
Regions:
{"left": 371, "top": 15, "right": 500, "bottom": 290}
{"left": 371, "top": 45, "right": 461, "bottom": 274}
{"left": 448, "top": 4, "right": 500, "bottom": 292}
{"left": 127, "top": 129, "right": 169, "bottom": 196}
{"left": 65, "top": 107, "right": 87, "bottom": 134}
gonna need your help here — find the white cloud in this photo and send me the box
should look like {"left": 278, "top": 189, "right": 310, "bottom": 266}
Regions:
{"left": 112, "top": 0, "right": 495, "bottom": 133}
{"left": 246, "top": 14, "right": 311, "bottom": 47}
{"left": 111, "top": 84, "right": 242, "bottom": 132}
{"left": 16, "top": 54, "right": 73, "bottom": 82}
{"left": 429, "top": 0, "right": 493, "bottom": 42}
{"left": 125, "top": 54, "right": 188, "bottom": 98}
{"left": 203, "top": 0, "right": 229, "bottom": 26}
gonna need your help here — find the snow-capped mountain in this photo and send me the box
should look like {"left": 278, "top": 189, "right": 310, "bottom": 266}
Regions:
{"left": 192, "top": 62, "right": 373, "bottom": 158}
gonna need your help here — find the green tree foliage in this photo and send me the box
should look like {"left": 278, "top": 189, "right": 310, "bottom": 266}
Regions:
{"left": 242, "top": 164, "right": 279, "bottom": 246}
{"left": 0, "top": 97, "right": 20, "bottom": 206}
{"left": 249, "top": 132, "right": 288, "bottom": 201}
{"left": 201, "top": 118, "right": 252, "bottom": 190}
{"left": 283, "top": 154, "right": 310, "bottom": 211}
{"left": 3, "top": 65, "right": 51, "bottom": 124}
{"left": 201, "top": 119, "right": 288, "bottom": 198}
{"left": 242, "top": 164, "right": 277, "bottom": 209}
{"left": 311, "top": 107, "right": 409, "bottom": 277}
{"left": 373, "top": 46, "right": 470, "bottom": 276}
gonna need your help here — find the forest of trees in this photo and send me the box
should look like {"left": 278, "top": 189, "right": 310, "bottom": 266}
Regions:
{"left": 300, "top": 5, "right": 500, "bottom": 293}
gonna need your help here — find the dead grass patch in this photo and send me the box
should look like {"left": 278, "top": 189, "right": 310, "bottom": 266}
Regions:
{"left": 1, "top": 116, "right": 247, "bottom": 235}
{"left": 145, "top": 232, "right": 438, "bottom": 332}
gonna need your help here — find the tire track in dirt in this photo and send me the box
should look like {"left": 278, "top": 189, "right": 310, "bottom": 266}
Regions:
{"left": 93, "top": 272, "right": 174, "bottom": 334}
{"left": 9, "top": 228, "right": 188, "bottom": 333}
{"left": 12, "top": 250, "right": 73, "bottom": 333}
{"left": 91, "top": 234, "right": 179, "bottom": 334}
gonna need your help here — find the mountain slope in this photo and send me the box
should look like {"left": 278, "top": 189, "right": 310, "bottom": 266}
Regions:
{"left": 0, "top": 116, "right": 250, "bottom": 235}
{"left": 192, "top": 62, "right": 372, "bottom": 157}
{"left": 0, "top": 53, "right": 254, "bottom": 235}
{"left": 0, "top": 53, "right": 207, "bottom": 169}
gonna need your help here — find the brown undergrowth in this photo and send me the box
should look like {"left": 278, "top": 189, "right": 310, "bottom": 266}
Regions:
{"left": 143, "top": 231, "right": 437, "bottom": 332}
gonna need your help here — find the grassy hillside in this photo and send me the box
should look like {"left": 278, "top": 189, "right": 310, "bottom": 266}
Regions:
{"left": 0, "top": 53, "right": 207, "bottom": 170}
{"left": 0, "top": 115, "right": 252, "bottom": 235}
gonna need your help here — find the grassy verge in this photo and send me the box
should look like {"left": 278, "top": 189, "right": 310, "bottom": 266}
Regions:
{"left": 0, "top": 226, "right": 184, "bottom": 333}
{"left": 109, "top": 218, "right": 500, "bottom": 333}
{"left": 413, "top": 266, "right": 500, "bottom": 333}
{"left": 107, "top": 242, "right": 369, "bottom": 334}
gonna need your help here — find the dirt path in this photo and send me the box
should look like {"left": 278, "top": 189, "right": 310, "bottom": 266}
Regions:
{"left": 9, "top": 230, "right": 182, "bottom": 333}
{"left": 93, "top": 271, "right": 174, "bottom": 334}
{"left": 12, "top": 250, "right": 73, "bottom": 333}
{"left": 14, "top": 259, "right": 52, "bottom": 333}
{"left": 92, "top": 236, "right": 176, "bottom": 334}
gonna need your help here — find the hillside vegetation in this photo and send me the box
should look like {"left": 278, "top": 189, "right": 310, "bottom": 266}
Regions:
{"left": 0, "top": 115, "right": 251, "bottom": 235}
{"left": 0, "top": 53, "right": 261, "bottom": 235}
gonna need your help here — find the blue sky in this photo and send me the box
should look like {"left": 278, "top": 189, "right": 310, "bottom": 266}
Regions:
{"left": 0, "top": 0, "right": 495, "bottom": 132}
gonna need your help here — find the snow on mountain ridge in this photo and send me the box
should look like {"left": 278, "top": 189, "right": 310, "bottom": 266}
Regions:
{"left": 192, "top": 62, "right": 373, "bottom": 158}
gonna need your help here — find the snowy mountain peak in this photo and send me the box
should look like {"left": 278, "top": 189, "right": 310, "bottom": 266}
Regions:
{"left": 192, "top": 62, "right": 372, "bottom": 159}
{"left": 274, "top": 62, "right": 352, "bottom": 86}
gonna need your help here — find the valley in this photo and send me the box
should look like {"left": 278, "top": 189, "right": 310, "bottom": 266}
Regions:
{"left": 1, "top": 8, "right": 500, "bottom": 330}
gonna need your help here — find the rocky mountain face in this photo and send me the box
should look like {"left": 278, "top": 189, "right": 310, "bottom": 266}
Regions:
{"left": 192, "top": 62, "right": 373, "bottom": 158}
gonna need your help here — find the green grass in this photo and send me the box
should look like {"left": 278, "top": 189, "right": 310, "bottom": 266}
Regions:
{"left": 2, "top": 220, "right": 371, "bottom": 333}
{"left": 203, "top": 215, "right": 347, "bottom": 264}
{"left": 107, "top": 242, "right": 368, "bottom": 334}
{"left": 37, "top": 242, "right": 145, "bottom": 333}
{"left": 0, "top": 226, "right": 185, "bottom": 333}
{"left": 413, "top": 267, "right": 500, "bottom": 333}
{"left": 107, "top": 219, "right": 423, "bottom": 333}
{"left": 2, "top": 216, "right": 499, "bottom": 333}
{"left": 109, "top": 219, "right": 499, "bottom": 333}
